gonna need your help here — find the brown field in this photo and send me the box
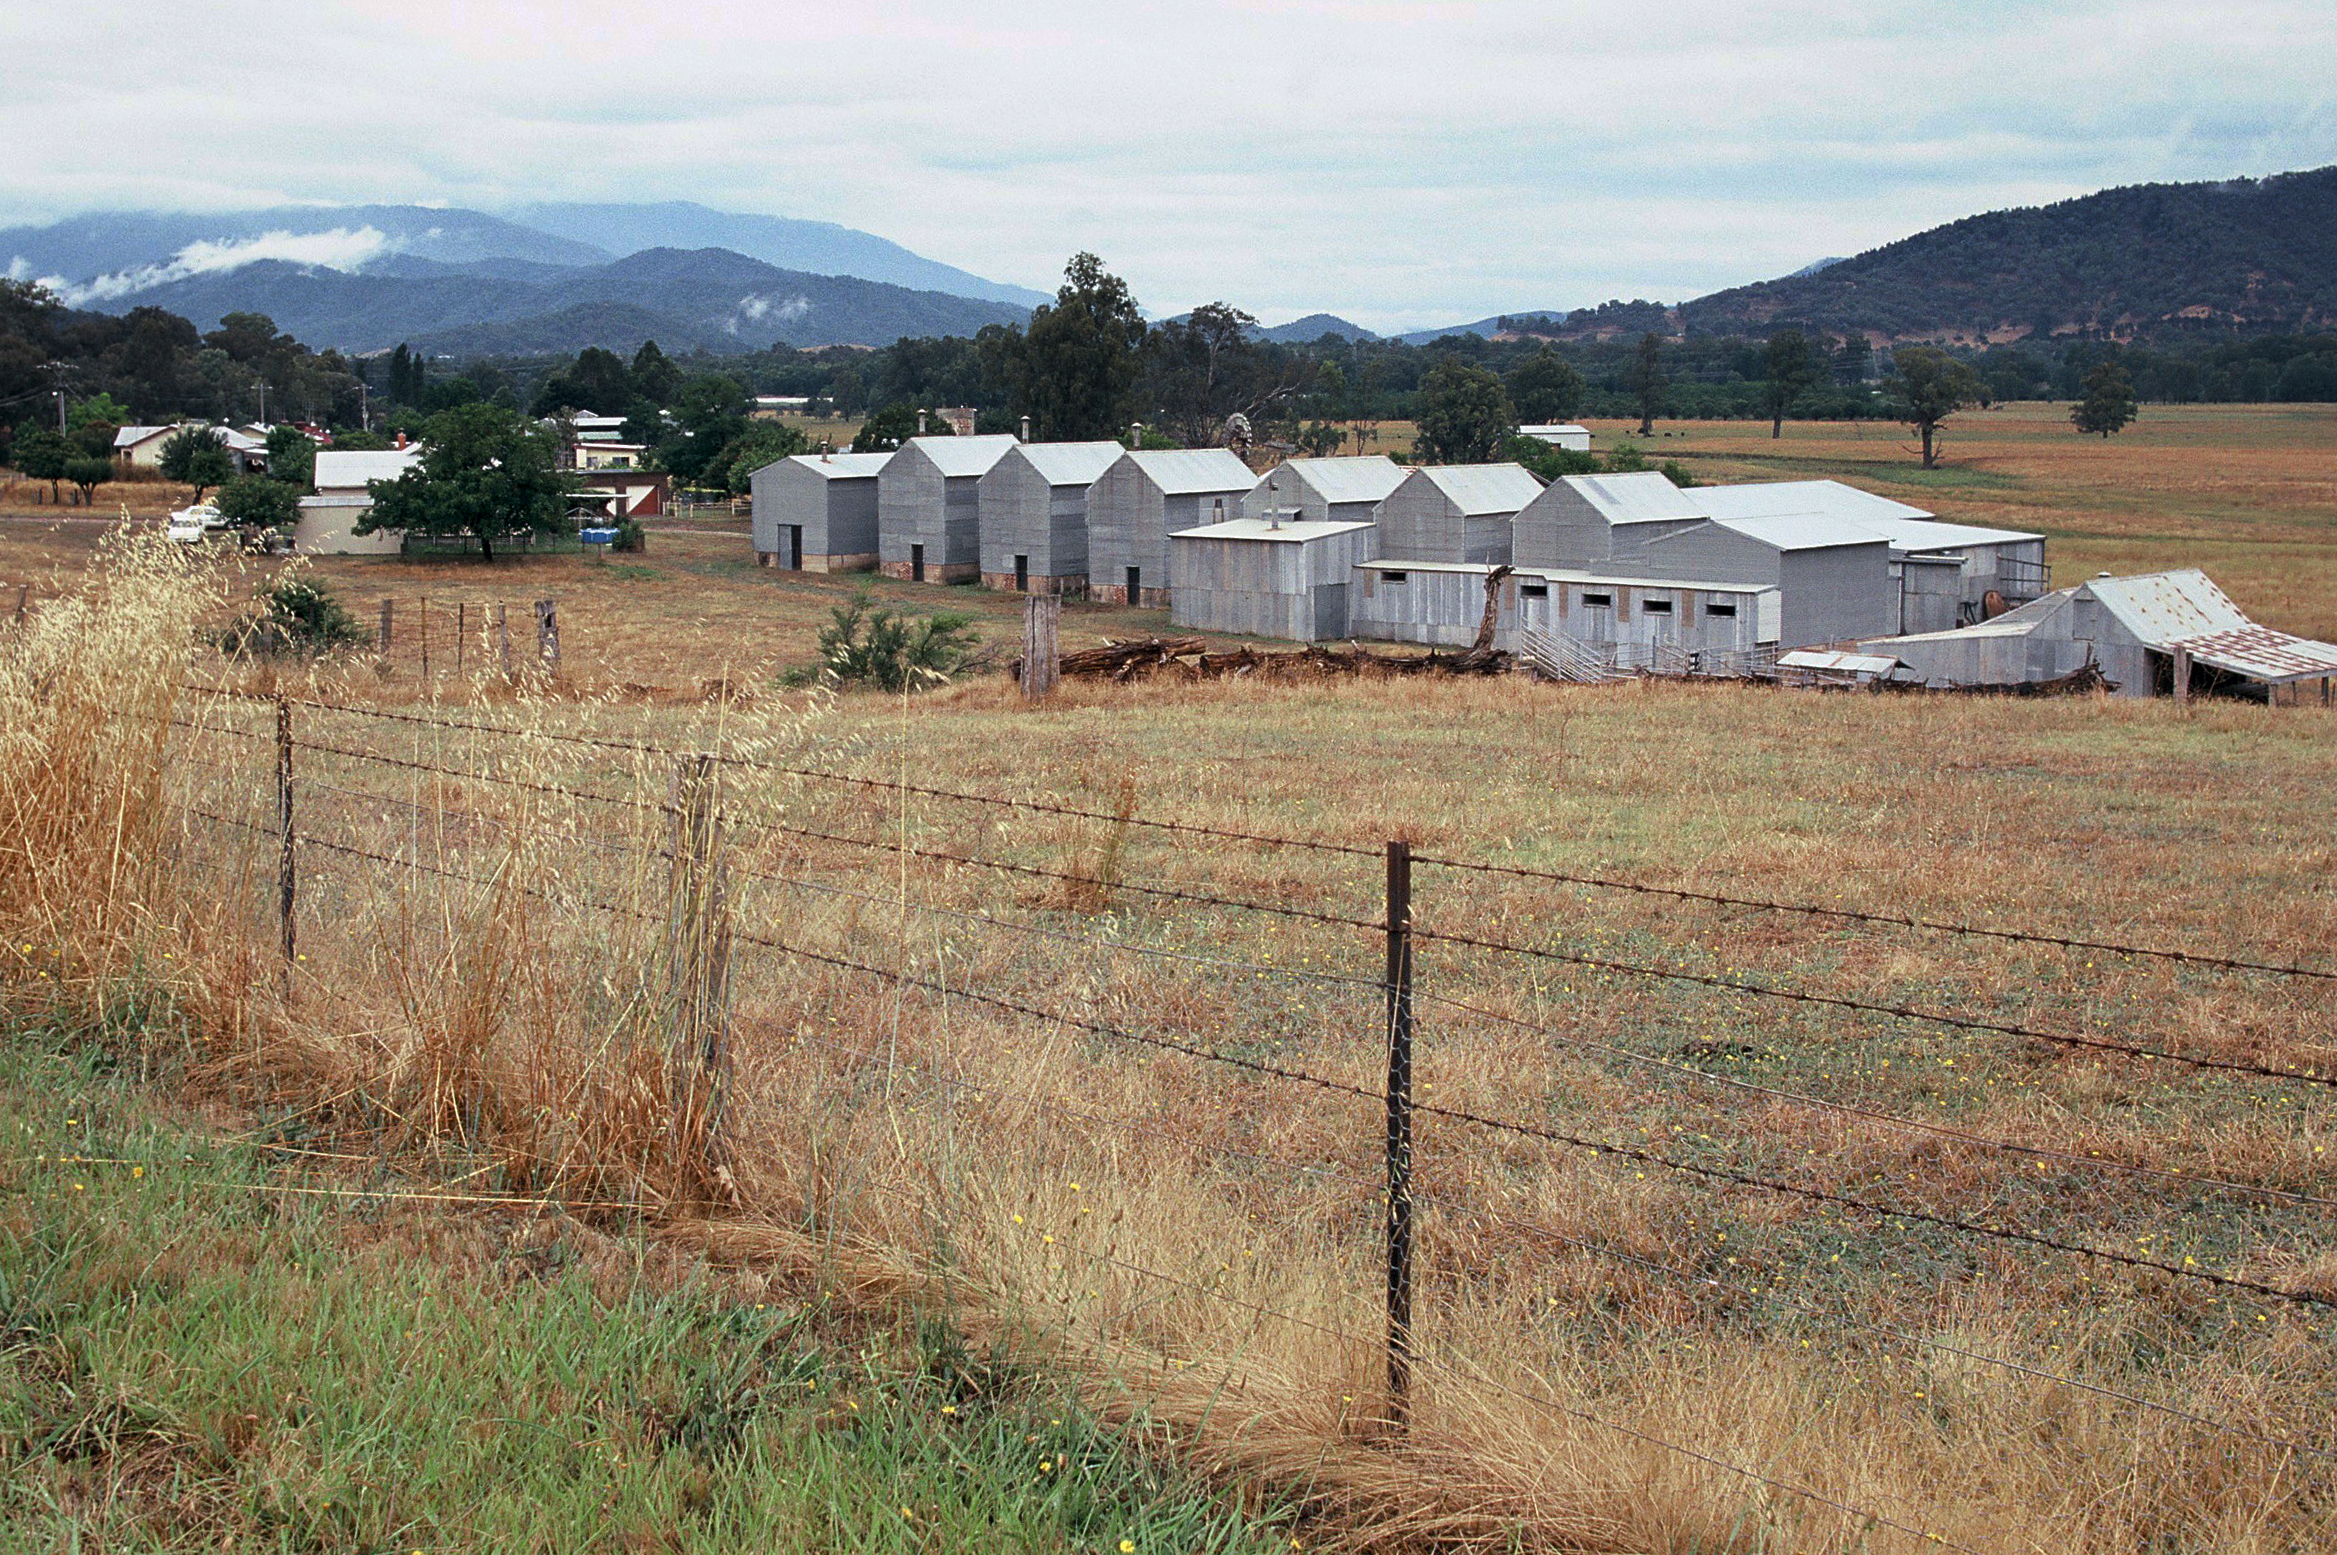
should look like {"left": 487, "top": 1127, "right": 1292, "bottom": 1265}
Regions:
{"left": 4, "top": 405, "right": 2336, "bottom": 1552}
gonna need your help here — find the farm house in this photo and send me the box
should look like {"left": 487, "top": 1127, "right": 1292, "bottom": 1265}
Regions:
{"left": 1863, "top": 569, "right": 2337, "bottom": 700}
{"left": 1239, "top": 456, "right": 1406, "bottom": 526}
{"left": 975, "top": 440, "right": 1125, "bottom": 594}
{"left": 1351, "top": 561, "right": 1778, "bottom": 661}
{"left": 1373, "top": 463, "right": 1546, "bottom": 565}
{"left": 1086, "top": 448, "right": 1258, "bottom": 607}
{"left": 1618, "top": 513, "right": 1896, "bottom": 649}
{"left": 1693, "top": 480, "right": 2049, "bottom": 630}
{"left": 877, "top": 434, "right": 1020, "bottom": 583}
{"left": 292, "top": 447, "right": 421, "bottom": 556}
{"left": 749, "top": 452, "right": 890, "bottom": 571}
{"left": 1512, "top": 470, "right": 1709, "bottom": 569}
{"left": 1168, "top": 515, "right": 1378, "bottom": 641}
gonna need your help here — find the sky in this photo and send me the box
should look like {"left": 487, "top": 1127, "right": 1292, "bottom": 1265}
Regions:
{"left": 4, "top": 0, "right": 2332, "bottom": 333}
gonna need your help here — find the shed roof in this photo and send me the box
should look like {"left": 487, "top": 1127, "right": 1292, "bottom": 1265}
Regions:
{"left": 1861, "top": 516, "right": 2047, "bottom": 550}
{"left": 1356, "top": 559, "right": 1777, "bottom": 595}
{"left": 1708, "top": 512, "right": 1894, "bottom": 552}
{"left": 1121, "top": 448, "right": 1258, "bottom": 495}
{"left": 1172, "top": 517, "right": 1375, "bottom": 543}
{"left": 2175, "top": 627, "right": 2337, "bottom": 684}
{"left": 1693, "top": 479, "right": 1932, "bottom": 524}
{"left": 1518, "top": 423, "right": 1590, "bottom": 438}
{"left": 2083, "top": 568, "right": 2250, "bottom": 646}
{"left": 1779, "top": 649, "right": 1903, "bottom": 674}
{"left": 1262, "top": 456, "right": 1406, "bottom": 505}
{"left": 767, "top": 451, "right": 892, "bottom": 481}
{"left": 1403, "top": 463, "right": 1545, "bottom": 514}
{"left": 904, "top": 434, "right": 1019, "bottom": 479}
{"left": 1010, "top": 440, "right": 1125, "bottom": 487}
{"left": 312, "top": 448, "right": 423, "bottom": 489}
{"left": 1560, "top": 470, "right": 1706, "bottom": 524}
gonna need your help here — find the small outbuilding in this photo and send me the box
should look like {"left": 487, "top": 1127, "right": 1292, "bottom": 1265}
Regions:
{"left": 1518, "top": 424, "right": 1593, "bottom": 452}
{"left": 877, "top": 434, "right": 1021, "bottom": 583}
{"left": 1373, "top": 463, "right": 1546, "bottom": 565}
{"left": 1864, "top": 568, "right": 2337, "bottom": 700}
{"left": 293, "top": 448, "right": 422, "bottom": 556}
{"left": 751, "top": 451, "right": 891, "bottom": 572}
{"left": 1352, "top": 561, "right": 1778, "bottom": 662}
{"left": 1512, "top": 470, "right": 1709, "bottom": 569}
{"left": 975, "top": 440, "right": 1125, "bottom": 594}
{"left": 1240, "top": 456, "right": 1406, "bottom": 526}
{"left": 1168, "top": 516, "right": 1377, "bottom": 642}
{"left": 1086, "top": 448, "right": 1259, "bottom": 606}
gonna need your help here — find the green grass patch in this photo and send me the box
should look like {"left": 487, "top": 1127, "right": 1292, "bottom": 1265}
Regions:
{"left": 0, "top": 1016, "right": 1292, "bottom": 1554}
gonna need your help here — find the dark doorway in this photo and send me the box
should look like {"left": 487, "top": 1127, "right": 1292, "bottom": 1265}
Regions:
{"left": 1126, "top": 565, "right": 1141, "bottom": 603}
{"left": 1015, "top": 554, "right": 1029, "bottom": 592}
{"left": 788, "top": 525, "right": 803, "bottom": 570}
{"left": 911, "top": 543, "right": 925, "bottom": 583}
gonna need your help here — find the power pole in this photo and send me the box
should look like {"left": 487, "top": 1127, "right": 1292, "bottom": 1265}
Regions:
{"left": 55, "top": 390, "right": 66, "bottom": 435}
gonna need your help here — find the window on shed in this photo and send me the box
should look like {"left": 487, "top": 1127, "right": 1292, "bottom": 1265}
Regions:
{"left": 1380, "top": 570, "right": 1409, "bottom": 583}
{"left": 1519, "top": 583, "right": 1549, "bottom": 598}
{"left": 1582, "top": 593, "right": 1612, "bottom": 607}
{"left": 1642, "top": 600, "right": 1674, "bottom": 615}
{"left": 1705, "top": 602, "right": 1737, "bottom": 618}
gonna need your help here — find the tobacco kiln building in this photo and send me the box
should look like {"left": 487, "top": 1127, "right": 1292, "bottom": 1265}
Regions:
{"left": 1512, "top": 470, "right": 1710, "bottom": 569}
{"left": 1086, "top": 448, "right": 1259, "bottom": 607}
{"left": 1374, "top": 463, "right": 1546, "bottom": 565}
{"left": 749, "top": 452, "right": 891, "bottom": 572}
{"left": 877, "top": 434, "right": 1020, "bottom": 583}
{"left": 975, "top": 440, "right": 1125, "bottom": 594}
{"left": 1240, "top": 456, "right": 1407, "bottom": 526}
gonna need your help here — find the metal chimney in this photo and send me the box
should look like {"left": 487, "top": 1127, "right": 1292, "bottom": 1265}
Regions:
{"left": 1020, "top": 414, "right": 1032, "bottom": 442}
{"left": 1129, "top": 421, "right": 1143, "bottom": 448}
{"left": 1266, "top": 473, "right": 1282, "bottom": 530}
{"left": 917, "top": 409, "right": 928, "bottom": 436}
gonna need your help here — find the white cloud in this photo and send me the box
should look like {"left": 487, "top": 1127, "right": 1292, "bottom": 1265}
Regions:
{"left": 726, "top": 293, "right": 812, "bottom": 334}
{"left": 0, "top": 1, "right": 2331, "bottom": 330}
{"left": 40, "top": 226, "right": 391, "bottom": 306}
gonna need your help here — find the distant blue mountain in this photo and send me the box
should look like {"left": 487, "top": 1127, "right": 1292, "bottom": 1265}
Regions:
{"left": 1255, "top": 313, "right": 1377, "bottom": 343}
{"left": 506, "top": 201, "right": 1049, "bottom": 308}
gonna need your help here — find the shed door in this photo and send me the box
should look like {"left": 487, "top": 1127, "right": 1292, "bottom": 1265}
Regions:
{"left": 1577, "top": 591, "right": 1615, "bottom": 641}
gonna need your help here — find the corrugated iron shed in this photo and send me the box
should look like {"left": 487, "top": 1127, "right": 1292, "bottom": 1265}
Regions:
{"left": 1563, "top": 471, "right": 1707, "bottom": 525}
{"left": 1123, "top": 449, "right": 1259, "bottom": 494}
{"left": 1694, "top": 479, "right": 1933, "bottom": 525}
{"left": 1406, "top": 463, "right": 1545, "bottom": 514}
{"left": 2086, "top": 568, "right": 2251, "bottom": 645}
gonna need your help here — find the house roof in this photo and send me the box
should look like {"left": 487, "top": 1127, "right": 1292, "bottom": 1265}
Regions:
{"left": 1009, "top": 440, "right": 1125, "bottom": 487}
{"left": 1708, "top": 512, "right": 1895, "bottom": 552}
{"left": 312, "top": 448, "right": 423, "bottom": 490}
{"left": 768, "top": 452, "right": 893, "bottom": 481}
{"left": 1402, "top": 463, "right": 1545, "bottom": 514}
{"left": 1261, "top": 456, "right": 1406, "bottom": 506}
{"left": 113, "top": 424, "right": 182, "bottom": 449}
{"left": 1559, "top": 470, "right": 1707, "bottom": 525}
{"left": 903, "top": 433, "right": 1019, "bottom": 479}
{"left": 1172, "top": 517, "right": 1375, "bottom": 543}
{"left": 1518, "top": 423, "right": 1590, "bottom": 438}
{"left": 1122, "top": 448, "right": 1257, "bottom": 495}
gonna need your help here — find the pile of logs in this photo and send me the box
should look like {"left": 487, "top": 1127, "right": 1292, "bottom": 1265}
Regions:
{"left": 1014, "top": 636, "right": 1511, "bottom": 684}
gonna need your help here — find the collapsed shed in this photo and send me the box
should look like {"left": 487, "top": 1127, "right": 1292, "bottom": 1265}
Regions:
{"left": 750, "top": 451, "right": 891, "bottom": 572}
{"left": 1373, "top": 463, "right": 1546, "bottom": 565}
{"left": 975, "top": 440, "right": 1125, "bottom": 594}
{"left": 1864, "top": 568, "right": 2337, "bottom": 700}
{"left": 877, "top": 434, "right": 1020, "bottom": 583}
{"left": 1168, "top": 516, "right": 1378, "bottom": 642}
{"left": 1086, "top": 448, "right": 1259, "bottom": 607}
{"left": 1239, "top": 456, "right": 1406, "bottom": 526}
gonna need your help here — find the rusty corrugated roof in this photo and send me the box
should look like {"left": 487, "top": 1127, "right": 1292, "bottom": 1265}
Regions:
{"left": 2172, "top": 626, "right": 2337, "bottom": 684}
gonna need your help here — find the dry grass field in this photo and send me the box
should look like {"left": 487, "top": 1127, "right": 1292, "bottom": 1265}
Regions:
{"left": 3, "top": 405, "right": 2334, "bottom": 1552}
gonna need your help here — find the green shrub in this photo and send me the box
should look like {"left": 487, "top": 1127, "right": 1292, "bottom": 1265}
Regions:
{"left": 806, "top": 587, "right": 978, "bottom": 692}
{"left": 218, "top": 576, "right": 369, "bottom": 658}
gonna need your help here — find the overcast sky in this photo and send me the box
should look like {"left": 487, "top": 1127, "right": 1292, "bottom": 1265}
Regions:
{"left": 5, "top": 0, "right": 2331, "bottom": 332}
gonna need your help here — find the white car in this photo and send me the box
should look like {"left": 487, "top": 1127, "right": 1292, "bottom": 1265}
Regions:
{"left": 165, "top": 504, "right": 229, "bottom": 544}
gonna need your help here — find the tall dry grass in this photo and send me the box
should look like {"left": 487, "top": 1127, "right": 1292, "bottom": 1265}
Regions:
{"left": 10, "top": 532, "right": 2337, "bottom": 1553}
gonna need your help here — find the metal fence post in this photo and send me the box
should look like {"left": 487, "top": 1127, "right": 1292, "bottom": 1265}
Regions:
{"left": 275, "top": 696, "right": 296, "bottom": 969}
{"left": 667, "top": 753, "right": 732, "bottom": 1186}
{"left": 377, "top": 597, "right": 393, "bottom": 656}
{"left": 1021, "top": 592, "right": 1060, "bottom": 700}
{"left": 456, "top": 601, "right": 466, "bottom": 677}
{"left": 419, "top": 597, "right": 430, "bottom": 678}
{"left": 1384, "top": 838, "right": 1415, "bottom": 1431}
{"left": 535, "top": 598, "right": 560, "bottom": 667}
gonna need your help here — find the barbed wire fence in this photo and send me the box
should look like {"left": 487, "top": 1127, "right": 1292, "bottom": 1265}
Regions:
{"left": 148, "top": 684, "right": 2337, "bottom": 1553}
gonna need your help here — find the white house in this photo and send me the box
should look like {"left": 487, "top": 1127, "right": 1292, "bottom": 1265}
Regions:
{"left": 293, "top": 447, "right": 422, "bottom": 556}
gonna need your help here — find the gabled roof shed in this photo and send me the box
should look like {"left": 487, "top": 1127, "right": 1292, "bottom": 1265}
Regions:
{"left": 976, "top": 441, "right": 1124, "bottom": 594}
{"left": 1240, "top": 456, "right": 1405, "bottom": 526}
{"left": 1374, "top": 463, "right": 1545, "bottom": 565}
{"left": 877, "top": 434, "right": 1020, "bottom": 582}
{"left": 1085, "top": 448, "right": 1258, "bottom": 607}
{"left": 751, "top": 452, "right": 891, "bottom": 572}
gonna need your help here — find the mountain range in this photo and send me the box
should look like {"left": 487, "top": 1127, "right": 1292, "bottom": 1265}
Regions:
{"left": 6, "top": 167, "right": 2331, "bottom": 359}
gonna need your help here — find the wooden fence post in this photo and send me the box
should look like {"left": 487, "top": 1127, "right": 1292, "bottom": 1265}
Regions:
{"left": 276, "top": 696, "right": 297, "bottom": 971}
{"left": 535, "top": 598, "right": 560, "bottom": 667}
{"left": 667, "top": 754, "right": 732, "bottom": 1191}
{"left": 1020, "top": 592, "right": 1061, "bottom": 700}
{"left": 456, "top": 601, "right": 466, "bottom": 677}
{"left": 2173, "top": 645, "right": 2191, "bottom": 707}
{"left": 496, "top": 603, "right": 512, "bottom": 673}
{"left": 1383, "top": 839, "right": 1415, "bottom": 1432}
{"left": 419, "top": 597, "right": 430, "bottom": 678}
{"left": 13, "top": 584, "right": 27, "bottom": 623}
{"left": 377, "top": 597, "right": 393, "bottom": 656}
